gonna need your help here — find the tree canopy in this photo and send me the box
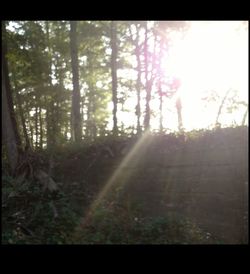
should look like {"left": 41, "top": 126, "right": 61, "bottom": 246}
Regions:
{"left": 3, "top": 20, "right": 248, "bottom": 151}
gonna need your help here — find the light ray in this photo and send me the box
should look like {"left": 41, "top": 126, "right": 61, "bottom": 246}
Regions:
{"left": 78, "top": 130, "right": 154, "bottom": 228}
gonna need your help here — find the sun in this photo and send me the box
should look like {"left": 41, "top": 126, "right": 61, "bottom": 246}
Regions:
{"left": 107, "top": 21, "right": 248, "bottom": 133}
{"left": 159, "top": 21, "right": 248, "bottom": 131}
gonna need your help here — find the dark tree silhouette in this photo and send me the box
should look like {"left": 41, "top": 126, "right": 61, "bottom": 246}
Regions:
{"left": 70, "top": 21, "right": 82, "bottom": 142}
{"left": 111, "top": 21, "right": 118, "bottom": 136}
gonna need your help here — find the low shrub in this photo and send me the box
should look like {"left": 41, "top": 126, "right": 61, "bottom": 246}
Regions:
{"left": 2, "top": 174, "right": 79, "bottom": 244}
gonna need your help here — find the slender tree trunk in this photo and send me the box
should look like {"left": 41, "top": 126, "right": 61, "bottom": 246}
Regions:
{"left": 144, "top": 22, "right": 150, "bottom": 130}
{"left": 65, "top": 120, "right": 69, "bottom": 140}
{"left": 35, "top": 104, "right": 38, "bottom": 149}
{"left": 86, "top": 96, "right": 91, "bottom": 139}
{"left": 2, "top": 60, "right": 20, "bottom": 173}
{"left": 88, "top": 64, "right": 96, "bottom": 140}
{"left": 45, "top": 97, "right": 52, "bottom": 149}
{"left": 242, "top": 106, "right": 248, "bottom": 126}
{"left": 2, "top": 22, "right": 23, "bottom": 173}
{"left": 158, "top": 37, "right": 164, "bottom": 133}
{"left": 54, "top": 44, "right": 64, "bottom": 145}
{"left": 144, "top": 26, "right": 157, "bottom": 131}
{"left": 45, "top": 21, "right": 54, "bottom": 149}
{"left": 159, "top": 84, "right": 163, "bottom": 133}
{"left": 215, "top": 89, "right": 231, "bottom": 127}
{"left": 18, "top": 95, "right": 30, "bottom": 148}
{"left": 25, "top": 103, "right": 34, "bottom": 148}
{"left": 135, "top": 25, "right": 142, "bottom": 135}
{"left": 159, "top": 97, "right": 163, "bottom": 132}
{"left": 81, "top": 96, "right": 87, "bottom": 137}
{"left": 13, "top": 74, "right": 31, "bottom": 149}
{"left": 39, "top": 105, "right": 43, "bottom": 148}
{"left": 176, "top": 97, "right": 183, "bottom": 132}
{"left": 92, "top": 94, "right": 97, "bottom": 139}
{"left": 70, "top": 21, "right": 82, "bottom": 142}
{"left": 111, "top": 21, "right": 118, "bottom": 136}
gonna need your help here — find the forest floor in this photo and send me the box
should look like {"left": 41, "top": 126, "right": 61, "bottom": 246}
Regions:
{"left": 2, "top": 127, "right": 248, "bottom": 244}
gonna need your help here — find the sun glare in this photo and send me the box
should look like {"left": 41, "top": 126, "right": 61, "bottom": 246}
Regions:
{"left": 162, "top": 21, "right": 248, "bottom": 130}
{"left": 106, "top": 21, "right": 248, "bottom": 133}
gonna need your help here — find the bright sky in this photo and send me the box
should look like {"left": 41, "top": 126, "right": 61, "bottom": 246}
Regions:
{"left": 111, "top": 21, "right": 248, "bottom": 133}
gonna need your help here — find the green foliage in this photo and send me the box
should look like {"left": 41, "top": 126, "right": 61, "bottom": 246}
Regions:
{"left": 2, "top": 174, "right": 79, "bottom": 244}
{"left": 4, "top": 20, "right": 247, "bottom": 151}
{"left": 71, "top": 200, "right": 210, "bottom": 244}
{"left": 2, "top": 127, "right": 247, "bottom": 244}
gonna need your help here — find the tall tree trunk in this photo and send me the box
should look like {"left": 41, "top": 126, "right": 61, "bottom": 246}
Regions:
{"left": 144, "top": 22, "right": 150, "bottom": 130}
{"left": 88, "top": 83, "right": 96, "bottom": 140}
{"left": 2, "top": 58, "right": 20, "bottom": 173}
{"left": 111, "top": 21, "right": 118, "bottom": 136}
{"left": 241, "top": 106, "right": 248, "bottom": 126}
{"left": 86, "top": 95, "right": 91, "bottom": 139}
{"left": 12, "top": 73, "right": 31, "bottom": 149}
{"left": 135, "top": 25, "right": 142, "bottom": 135}
{"left": 159, "top": 95, "right": 163, "bottom": 132}
{"left": 45, "top": 21, "right": 54, "bottom": 149}
{"left": 54, "top": 35, "right": 64, "bottom": 145}
{"left": 45, "top": 97, "right": 53, "bottom": 149}
{"left": 70, "top": 20, "right": 82, "bottom": 142}
{"left": 35, "top": 104, "right": 38, "bottom": 149}
{"left": 176, "top": 97, "right": 183, "bottom": 132}
{"left": 91, "top": 86, "right": 96, "bottom": 140}
{"left": 16, "top": 91, "right": 30, "bottom": 148}
{"left": 158, "top": 77, "right": 163, "bottom": 132}
{"left": 88, "top": 55, "right": 96, "bottom": 140}
{"left": 144, "top": 24, "right": 157, "bottom": 131}
{"left": 25, "top": 104, "right": 34, "bottom": 148}
{"left": 158, "top": 37, "right": 164, "bottom": 133}
{"left": 2, "top": 22, "right": 22, "bottom": 173}
{"left": 215, "top": 89, "right": 231, "bottom": 127}
{"left": 65, "top": 119, "right": 69, "bottom": 140}
{"left": 39, "top": 105, "right": 43, "bottom": 148}
{"left": 81, "top": 95, "right": 85, "bottom": 137}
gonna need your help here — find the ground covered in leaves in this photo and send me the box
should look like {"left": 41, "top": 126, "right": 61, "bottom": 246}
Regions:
{"left": 2, "top": 127, "right": 248, "bottom": 244}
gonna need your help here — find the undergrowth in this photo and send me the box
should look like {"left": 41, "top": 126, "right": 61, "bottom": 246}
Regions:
{"left": 2, "top": 173, "right": 213, "bottom": 244}
{"left": 2, "top": 174, "right": 79, "bottom": 244}
{"left": 3, "top": 127, "right": 246, "bottom": 244}
{"left": 70, "top": 199, "right": 213, "bottom": 244}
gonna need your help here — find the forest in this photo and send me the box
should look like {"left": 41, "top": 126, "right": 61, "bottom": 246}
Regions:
{"left": 2, "top": 20, "right": 248, "bottom": 244}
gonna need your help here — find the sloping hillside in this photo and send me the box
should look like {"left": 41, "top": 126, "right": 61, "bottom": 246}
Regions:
{"left": 54, "top": 126, "right": 248, "bottom": 244}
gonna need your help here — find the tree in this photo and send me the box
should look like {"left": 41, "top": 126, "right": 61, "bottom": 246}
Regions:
{"left": 11, "top": 64, "right": 31, "bottom": 150}
{"left": 2, "top": 21, "right": 24, "bottom": 172}
{"left": 128, "top": 22, "right": 143, "bottom": 135}
{"left": 155, "top": 21, "right": 188, "bottom": 132}
{"left": 111, "top": 21, "right": 118, "bottom": 136}
{"left": 215, "top": 89, "right": 231, "bottom": 127}
{"left": 242, "top": 106, "right": 248, "bottom": 126}
{"left": 135, "top": 25, "right": 142, "bottom": 135}
{"left": 176, "top": 97, "right": 183, "bottom": 132}
{"left": 156, "top": 35, "right": 165, "bottom": 132}
{"left": 143, "top": 22, "right": 159, "bottom": 131}
{"left": 45, "top": 20, "right": 55, "bottom": 149}
{"left": 70, "top": 21, "right": 82, "bottom": 142}
{"left": 144, "top": 22, "right": 150, "bottom": 130}
{"left": 2, "top": 39, "right": 22, "bottom": 173}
